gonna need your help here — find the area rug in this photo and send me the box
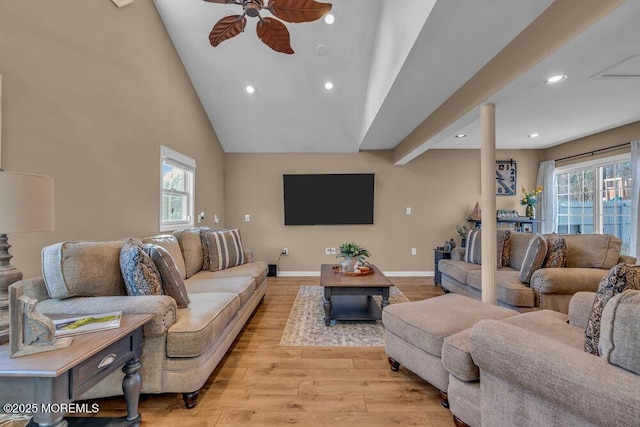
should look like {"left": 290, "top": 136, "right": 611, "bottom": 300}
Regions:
{"left": 280, "top": 285, "right": 409, "bottom": 347}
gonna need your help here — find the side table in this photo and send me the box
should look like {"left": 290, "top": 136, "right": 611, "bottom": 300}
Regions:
{"left": 0, "top": 313, "right": 153, "bottom": 427}
{"left": 433, "top": 249, "right": 451, "bottom": 286}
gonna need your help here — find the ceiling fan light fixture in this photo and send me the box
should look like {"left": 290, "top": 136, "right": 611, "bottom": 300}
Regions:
{"left": 324, "top": 13, "right": 335, "bottom": 24}
{"left": 545, "top": 74, "right": 567, "bottom": 84}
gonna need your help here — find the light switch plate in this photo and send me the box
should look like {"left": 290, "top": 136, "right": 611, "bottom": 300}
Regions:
{"left": 112, "top": 0, "right": 134, "bottom": 7}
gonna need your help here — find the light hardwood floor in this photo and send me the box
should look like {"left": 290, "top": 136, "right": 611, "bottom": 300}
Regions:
{"left": 84, "top": 276, "right": 456, "bottom": 426}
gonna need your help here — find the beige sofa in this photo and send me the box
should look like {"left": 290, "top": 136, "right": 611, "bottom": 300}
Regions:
{"left": 22, "top": 227, "right": 267, "bottom": 408}
{"left": 445, "top": 291, "right": 640, "bottom": 426}
{"left": 439, "top": 232, "right": 635, "bottom": 313}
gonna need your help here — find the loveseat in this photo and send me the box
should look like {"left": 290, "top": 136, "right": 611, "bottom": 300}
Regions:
{"left": 21, "top": 227, "right": 267, "bottom": 408}
{"left": 439, "top": 231, "right": 636, "bottom": 313}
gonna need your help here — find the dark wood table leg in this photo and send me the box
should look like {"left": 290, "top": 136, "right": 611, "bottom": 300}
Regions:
{"left": 381, "top": 287, "right": 390, "bottom": 311}
{"left": 122, "top": 358, "right": 142, "bottom": 424}
{"left": 323, "top": 287, "right": 332, "bottom": 326}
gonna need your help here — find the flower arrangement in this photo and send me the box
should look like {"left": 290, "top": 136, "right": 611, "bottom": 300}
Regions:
{"left": 520, "top": 185, "right": 543, "bottom": 206}
{"left": 456, "top": 224, "right": 469, "bottom": 238}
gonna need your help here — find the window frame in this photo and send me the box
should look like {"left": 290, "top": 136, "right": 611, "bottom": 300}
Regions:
{"left": 159, "top": 146, "right": 196, "bottom": 232}
{"left": 555, "top": 152, "right": 632, "bottom": 251}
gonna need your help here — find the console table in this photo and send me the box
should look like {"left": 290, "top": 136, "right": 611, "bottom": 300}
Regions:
{"left": 0, "top": 313, "right": 152, "bottom": 427}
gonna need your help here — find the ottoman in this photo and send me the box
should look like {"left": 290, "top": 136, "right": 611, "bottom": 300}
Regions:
{"left": 382, "top": 294, "right": 517, "bottom": 408}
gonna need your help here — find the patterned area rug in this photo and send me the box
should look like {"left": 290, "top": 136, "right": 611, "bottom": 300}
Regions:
{"left": 280, "top": 285, "right": 409, "bottom": 347}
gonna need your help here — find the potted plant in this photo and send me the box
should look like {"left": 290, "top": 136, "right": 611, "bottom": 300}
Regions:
{"left": 336, "top": 242, "right": 370, "bottom": 272}
{"left": 456, "top": 224, "right": 469, "bottom": 248}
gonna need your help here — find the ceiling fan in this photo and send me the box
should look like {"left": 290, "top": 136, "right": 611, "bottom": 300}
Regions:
{"left": 205, "top": 0, "right": 332, "bottom": 54}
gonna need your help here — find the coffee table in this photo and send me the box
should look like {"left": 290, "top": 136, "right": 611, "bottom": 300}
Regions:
{"left": 320, "top": 264, "right": 393, "bottom": 326}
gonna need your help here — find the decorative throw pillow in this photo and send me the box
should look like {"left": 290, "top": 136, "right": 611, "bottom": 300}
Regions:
{"left": 204, "top": 229, "right": 246, "bottom": 271}
{"left": 501, "top": 229, "right": 512, "bottom": 266}
{"left": 120, "top": 239, "right": 163, "bottom": 297}
{"left": 464, "top": 229, "right": 507, "bottom": 268}
{"left": 585, "top": 263, "right": 640, "bottom": 355}
{"left": 518, "top": 234, "right": 547, "bottom": 284}
{"left": 143, "top": 244, "right": 190, "bottom": 308}
{"left": 543, "top": 233, "right": 567, "bottom": 268}
{"left": 598, "top": 290, "right": 640, "bottom": 374}
{"left": 200, "top": 227, "right": 213, "bottom": 271}
{"left": 496, "top": 229, "right": 510, "bottom": 268}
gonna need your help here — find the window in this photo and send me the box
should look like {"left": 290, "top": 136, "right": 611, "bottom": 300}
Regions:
{"left": 555, "top": 154, "right": 632, "bottom": 254}
{"left": 160, "top": 146, "right": 195, "bottom": 232}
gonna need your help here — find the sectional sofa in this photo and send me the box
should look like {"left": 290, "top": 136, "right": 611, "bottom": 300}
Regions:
{"left": 21, "top": 227, "right": 267, "bottom": 408}
{"left": 439, "top": 231, "right": 636, "bottom": 313}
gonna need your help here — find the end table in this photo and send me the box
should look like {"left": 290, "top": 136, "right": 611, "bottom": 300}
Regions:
{"left": 433, "top": 249, "right": 451, "bottom": 286}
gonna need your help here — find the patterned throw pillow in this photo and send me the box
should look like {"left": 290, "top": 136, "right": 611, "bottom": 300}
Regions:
{"left": 585, "top": 264, "right": 640, "bottom": 355}
{"left": 120, "top": 239, "right": 163, "bottom": 297}
{"left": 501, "top": 229, "right": 512, "bottom": 266}
{"left": 204, "top": 229, "right": 246, "bottom": 271}
{"left": 464, "top": 229, "right": 508, "bottom": 268}
{"left": 518, "top": 234, "right": 547, "bottom": 284}
{"left": 200, "top": 228, "right": 212, "bottom": 271}
{"left": 144, "top": 244, "right": 190, "bottom": 308}
{"left": 543, "top": 233, "right": 567, "bottom": 268}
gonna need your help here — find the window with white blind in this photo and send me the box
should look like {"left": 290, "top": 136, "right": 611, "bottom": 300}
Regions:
{"left": 555, "top": 154, "right": 632, "bottom": 254}
{"left": 160, "top": 146, "right": 195, "bottom": 232}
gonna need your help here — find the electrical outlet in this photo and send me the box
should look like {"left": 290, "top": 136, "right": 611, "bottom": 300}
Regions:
{"left": 330, "top": 247, "right": 336, "bottom": 255}
{"left": 282, "top": 248, "right": 289, "bottom": 255}
{"left": 197, "top": 212, "right": 205, "bottom": 224}
{"left": 214, "top": 214, "right": 219, "bottom": 224}
{"left": 325, "top": 248, "right": 331, "bottom": 255}
{"left": 411, "top": 248, "right": 417, "bottom": 256}
{"left": 244, "top": 214, "right": 250, "bottom": 222}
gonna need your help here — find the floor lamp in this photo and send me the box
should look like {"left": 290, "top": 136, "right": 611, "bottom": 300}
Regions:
{"left": 0, "top": 170, "right": 55, "bottom": 344}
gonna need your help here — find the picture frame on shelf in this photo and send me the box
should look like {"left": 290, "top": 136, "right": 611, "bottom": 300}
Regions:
{"left": 522, "top": 223, "right": 533, "bottom": 233}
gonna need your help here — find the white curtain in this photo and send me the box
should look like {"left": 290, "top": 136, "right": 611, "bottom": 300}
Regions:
{"left": 630, "top": 140, "right": 640, "bottom": 261}
{"left": 536, "top": 160, "right": 556, "bottom": 234}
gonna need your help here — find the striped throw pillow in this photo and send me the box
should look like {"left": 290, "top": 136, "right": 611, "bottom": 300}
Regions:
{"left": 464, "top": 229, "right": 508, "bottom": 268}
{"left": 204, "top": 229, "right": 246, "bottom": 271}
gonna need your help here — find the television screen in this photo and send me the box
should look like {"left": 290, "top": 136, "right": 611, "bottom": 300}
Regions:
{"left": 283, "top": 174, "right": 375, "bottom": 225}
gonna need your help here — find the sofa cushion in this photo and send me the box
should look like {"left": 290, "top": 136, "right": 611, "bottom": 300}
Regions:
{"left": 203, "top": 229, "right": 246, "bottom": 272}
{"left": 143, "top": 244, "right": 190, "bottom": 308}
{"left": 438, "top": 259, "right": 481, "bottom": 285}
{"left": 42, "top": 240, "right": 127, "bottom": 299}
{"left": 542, "top": 233, "right": 567, "bottom": 268}
{"left": 585, "top": 263, "right": 640, "bottom": 355}
{"left": 564, "top": 234, "right": 621, "bottom": 269}
{"left": 186, "top": 274, "right": 256, "bottom": 306}
{"left": 142, "top": 235, "right": 187, "bottom": 280}
{"left": 205, "top": 261, "right": 268, "bottom": 285}
{"left": 599, "top": 290, "right": 640, "bottom": 375}
{"left": 166, "top": 292, "right": 240, "bottom": 358}
{"left": 508, "top": 232, "right": 537, "bottom": 271}
{"left": 466, "top": 269, "right": 535, "bottom": 308}
{"left": 382, "top": 294, "right": 517, "bottom": 358}
{"left": 120, "top": 240, "right": 164, "bottom": 297}
{"left": 442, "top": 328, "right": 477, "bottom": 381}
{"left": 501, "top": 309, "right": 583, "bottom": 350}
{"left": 173, "top": 228, "right": 207, "bottom": 278}
{"left": 519, "top": 234, "right": 547, "bottom": 284}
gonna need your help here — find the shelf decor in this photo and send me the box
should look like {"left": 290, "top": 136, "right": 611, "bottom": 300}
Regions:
{"left": 520, "top": 185, "right": 543, "bottom": 219}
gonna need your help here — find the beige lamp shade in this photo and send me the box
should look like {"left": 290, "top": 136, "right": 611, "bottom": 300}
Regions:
{"left": 0, "top": 171, "right": 55, "bottom": 233}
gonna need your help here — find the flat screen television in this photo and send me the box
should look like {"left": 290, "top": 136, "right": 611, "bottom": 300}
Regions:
{"left": 283, "top": 173, "right": 375, "bottom": 225}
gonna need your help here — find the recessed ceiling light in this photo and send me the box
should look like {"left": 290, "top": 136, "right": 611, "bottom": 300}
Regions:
{"left": 324, "top": 81, "right": 334, "bottom": 90}
{"left": 545, "top": 74, "right": 567, "bottom": 84}
{"left": 245, "top": 85, "right": 255, "bottom": 94}
{"left": 528, "top": 133, "right": 540, "bottom": 138}
{"left": 455, "top": 134, "right": 467, "bottom": 138}
{"left": 324, "top": 13, "right": 335, "bottom": 24}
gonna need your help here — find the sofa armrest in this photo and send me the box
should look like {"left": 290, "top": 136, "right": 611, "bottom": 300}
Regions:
{"left": 470, "top": 319, "right": 640, "bottom": 425}
{"left": 243, "top": 249, "right": 255, "bottom": 263}
{"left": 618, "top": 254, "right": 637, "bottom": 264}
{"left": 451, "top": 247, "right": 465, "bottom": 261}
{"left": 35, "top": 295, "right": 177, "bottom": 338}
{"left": 529, "top": 267, "right": 607, "bottom": 294}
{"left": 568, "top": 291, "right": 596, "bottom": 329}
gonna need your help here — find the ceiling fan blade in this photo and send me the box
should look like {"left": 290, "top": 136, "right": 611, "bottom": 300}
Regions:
{"left": 269, "top": 0, "right": 332, "bottom": 23}
{"left": 209, "top": 15, "right": 247, "bottom": 47}
{"left": 256, "top": 18, "right": 294, "bottom": 54}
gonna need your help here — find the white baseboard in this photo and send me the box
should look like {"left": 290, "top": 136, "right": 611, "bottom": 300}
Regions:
{"left": 277, "top": 271, "right": 434, "bottom": 277}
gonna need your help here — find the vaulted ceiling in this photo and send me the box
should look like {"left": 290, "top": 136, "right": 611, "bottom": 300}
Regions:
{"left": 153, "top": 0, "right": 640, "bottom": 162}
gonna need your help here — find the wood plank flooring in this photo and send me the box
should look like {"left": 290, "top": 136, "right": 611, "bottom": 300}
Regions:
{"left": 79, "top": 276, "right": 455, "bottom": 426}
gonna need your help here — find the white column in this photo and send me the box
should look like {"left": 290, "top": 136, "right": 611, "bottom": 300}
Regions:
{"left": 481, "top": 103, "right": 497, "bottom": 305}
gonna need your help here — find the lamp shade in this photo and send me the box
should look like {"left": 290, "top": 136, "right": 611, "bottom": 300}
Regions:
{"left": 0, "top": 171, "right": 54, "bottom": 233}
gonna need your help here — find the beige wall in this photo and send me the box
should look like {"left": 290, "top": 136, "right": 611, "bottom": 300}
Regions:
{"left": 0, "top": 1, "right": 225, "bottom": 278}
{"left": 224, "top": 149, "right": 543, "bottom": 272}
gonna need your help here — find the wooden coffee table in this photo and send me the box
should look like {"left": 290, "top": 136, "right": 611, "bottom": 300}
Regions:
{"left": 320, "top": 264, "right": 393, "bottom": 326}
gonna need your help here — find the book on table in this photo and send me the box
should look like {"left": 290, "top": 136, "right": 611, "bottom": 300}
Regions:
{"left": 53, "top": 311, "right": 122, "bottom": 337}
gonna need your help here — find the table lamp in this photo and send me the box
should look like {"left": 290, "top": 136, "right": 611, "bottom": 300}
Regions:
{"left": 0, "top": 170, "right": 54, "bottom": 344}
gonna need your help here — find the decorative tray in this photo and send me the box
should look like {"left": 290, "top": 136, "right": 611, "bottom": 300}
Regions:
{"left": 332, "top": 265, "right": 375, "bottom": 276}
